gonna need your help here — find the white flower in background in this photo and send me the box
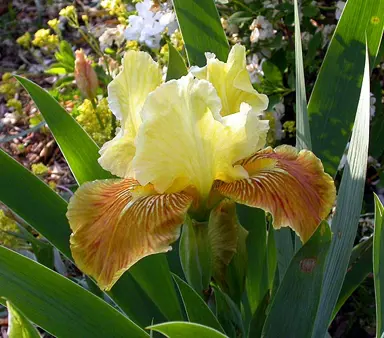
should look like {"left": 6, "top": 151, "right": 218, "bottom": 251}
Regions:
{"left": 301, "top": 31, "right": 312, "bottom": 50}
{"left": 124, "top": 0, "right": 177, "bottom": 49}
{"left": 274, "top": 102, "right": 285, "bottom": 117}
{"left": 319, "top": 24, "right": 336, "bottom": 47}
{"left": 1, "top": 112, "right": 19, "bottom": 125}
{"left": 335, "top": 1, "right": 346, "bottom": 20}
{"left": 99, "top": 25, "right": 125, "bottom": 50}
{"left": 250, "top": 16, "right": 274, "bottom": 43}
{"left": 246, "top": 54, "right": 265, "bottom": 84}
{"left": 370, "top": 92, "right": 376, "bottom": 119}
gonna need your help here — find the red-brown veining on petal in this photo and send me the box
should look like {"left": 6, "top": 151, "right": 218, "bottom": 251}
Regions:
{"left": 67, "top": 179, "right": 193, "bottom": 290}
{"left": 214, "top": 145, "right": 336, "bottom": 242}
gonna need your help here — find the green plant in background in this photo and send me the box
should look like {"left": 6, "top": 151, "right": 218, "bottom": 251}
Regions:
{"left": 0, "top": 1, "right": 383, "bottom": 338}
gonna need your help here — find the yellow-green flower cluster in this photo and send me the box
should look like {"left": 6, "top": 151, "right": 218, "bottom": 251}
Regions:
{"left": 48, "top": 18, "right": 60, "bottom": 34}
{"left": 101, "top": 0, "right": 128, "bottom": 22}
{"left": 16, "top": 32, "right": 31, "bottom": 49}
{"left": 59, "top": 5, "right": 79, "bottom": 28}
{"left": 0, "top": 73, "right": 19, "bottom": 100}
{"left": 31, "top": 163, "right": 49, "bottom": 175}
{"left": 160, "top": 31, "right": 184, "bottom": 63}
{"left": 170, "top": 30, "right": 184, "bottom": 51}
{"left": 159, "top": 44, "right": 169, "bottom": 62}
{"left": 59, "top": 5, "right": 77, "bottom": 20}
{"left": 283, "top": 121, "right": 296, "bottom": 138}
{"left": 6, "top": 98, "right": 22, "bottom": 113}
{"left": 32, "top": 29, "right": 59, "bottom": 50}
{"left": 0, "top": 210, "right": 22, "bottom": 248}
{"left": 76, "top": 98, "right": 113, "bottom": 146}
{"left": 125, "top": 40, "right": 139, "bottom": 51}
{"left": 82, "top": 15, "right": 89, "bottom": 25}
{"left": 29, "top": 113, "right": 44, "bottom": 128}
{"left": 263, "top": 111, "right": 279, "bottom": 146}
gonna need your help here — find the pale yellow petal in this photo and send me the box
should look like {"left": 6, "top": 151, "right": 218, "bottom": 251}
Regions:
{"left": 191, "top": 44, "right": 268, "bottom": 116}
{"left": 132, "top": 75, "right": 269, "bottom": 206}
{"left": 98, "top": 129, "right": 136, "bottom": 178}
{"left": 99, "top": 51, "right": 162, "bottom": 177}
{"left": 67, "top": 179, "right": 192, "bottom": 290}
{"left": 214, "top": 145, "right": 336, "bottom": 242}
{"left": 108, "top": 50, "right": 162, "bottom": 133}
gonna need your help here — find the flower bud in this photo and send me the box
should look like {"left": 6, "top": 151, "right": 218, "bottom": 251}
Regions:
{"left": 74, "top": 50, "right": 99, "bottom": 100}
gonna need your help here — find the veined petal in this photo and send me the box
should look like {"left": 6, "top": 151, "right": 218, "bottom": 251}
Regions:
{"left": 132, "top": 75, "right": 268, "bottom": 203}
{"left": 214, "top": 145, "right": 336, "bottom": 242}
{"left": 67, "top": 179, "right": 193, "bottom": 290}
{"left": 191, "top": 44, "right": 268, "bottom": 117}
{"left": 99, "top": 51, "right": 162, "bottom": 177}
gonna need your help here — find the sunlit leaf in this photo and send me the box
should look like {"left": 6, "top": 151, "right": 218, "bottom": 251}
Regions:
{"left": 262, "top": 222, "right": 332, "bottom": 337}
{"left": 374, "top": 195, "right": 384, "bottom": 337}
{"left": 173, "top": 0, "right": 229, "bottom": 66}
{"left": 308, "top": 0, "right": 383, "bottom": 175}
{"left": 312, "top": 47, "right": 371, "bottom": 337}
{"left": 0, "top": 246, "right": 148, "bottom": 337}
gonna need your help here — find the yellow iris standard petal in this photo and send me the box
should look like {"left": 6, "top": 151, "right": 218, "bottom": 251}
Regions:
{"left": 191, "top": 44, "right": 268, "bottom": 116}
{"left": 67, "top": 178, "right": 192, "bottom": 290}
{"left": 132, "top": 75, "right": 269, "bottom": 204}
{"left": 98, "top": 51, "right": 162, "bottom": 178}
{"left": 214, "top": 145, "right": 336, "bottom": 242}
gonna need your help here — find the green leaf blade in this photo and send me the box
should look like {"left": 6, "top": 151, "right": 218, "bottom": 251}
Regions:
{"left": 6, "top": 301, "right": 40, "bottom": 338}
{"left": 0, "top": 246, "right": 148, "bottom": 338}
{"left": 15, "top": 76, "right": 112, "bottom": 185}
{"left": 308, "top": 0, "right": 384, "bottom": 175}
{"left": 11, "top": 78, "right": 183, "bottom": 324}
{"left": 312, "top": 48, "right": 371, "bottom": 338}
{"left": 262, "top": 222, "right": 332, "bottom": 338}
{"left": 0, "top": 149, "right": 72, "bottom": 258}
{"left": 236, "top": 205, "right": 268, "bottom": 315}
{"left": 148, "top": 322, "right": 228, "bottom": 338}
{"left": 334, "top": 237, "right": 373, "bottom": 318}
{"left": 172, "top": 0, "right": 229, "bottom": 67}
{"left": 294, "top": 0, "right": 311, "bottom": 151}
{"left": 173, "top": 274, "right": 224, "bottom": 333}
{"left": 166, "top": 43, "right": 188, "bottom": 81}
{"left": 374, "top": 195, "right": 384, "bottom": 337}
{"left": 129, "top": 255, "right": 184, "bottom": 321}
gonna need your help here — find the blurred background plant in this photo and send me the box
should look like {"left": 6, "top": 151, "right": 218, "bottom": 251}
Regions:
{"left": 0, "top": 0, "right": 383, "bottom": 337}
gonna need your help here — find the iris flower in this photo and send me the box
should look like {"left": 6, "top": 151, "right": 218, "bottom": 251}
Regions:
{"left": 67, "top": 45, "right": 335, "bottom": 291}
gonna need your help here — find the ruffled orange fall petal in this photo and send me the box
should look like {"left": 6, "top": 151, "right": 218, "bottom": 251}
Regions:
{"left": 213, "top": 145, "right": 336, "bottom": 242}
{"left": 67, "top": 179, "right": 193, "bottom": 290}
